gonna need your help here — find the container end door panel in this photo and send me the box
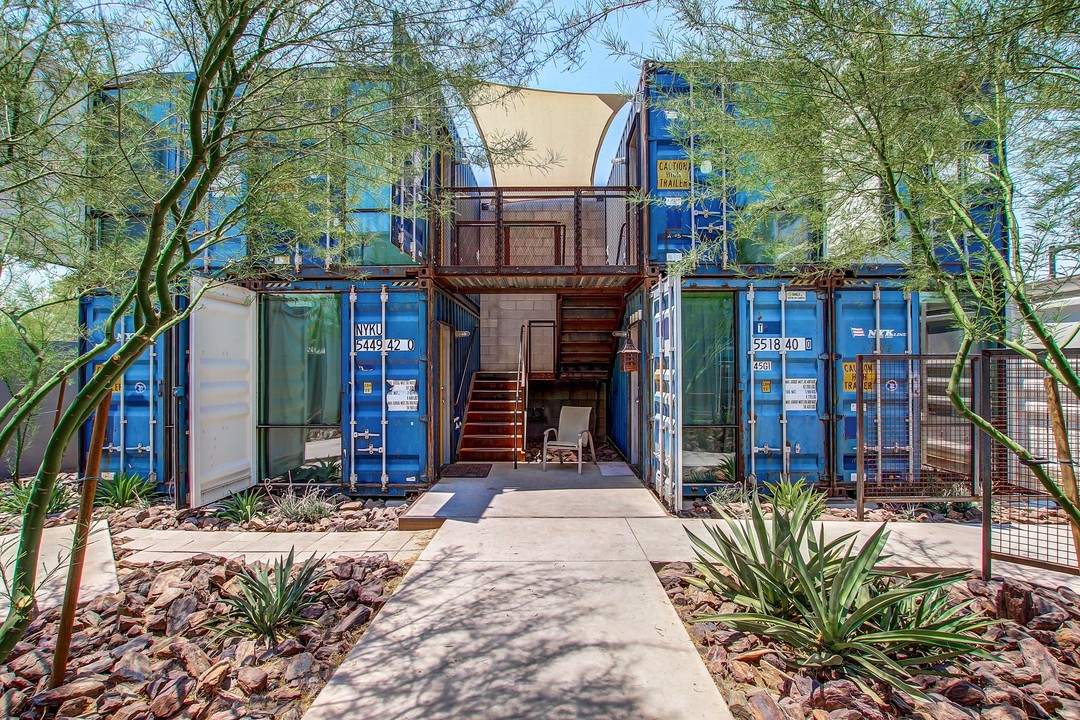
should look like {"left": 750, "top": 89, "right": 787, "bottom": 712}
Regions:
{"left": 189, "top": 277, "right": 257, "bottom": 507}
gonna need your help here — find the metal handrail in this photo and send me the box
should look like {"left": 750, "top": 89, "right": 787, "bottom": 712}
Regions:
{"left": 454, "top": 330, "right": 477, "bottom": 414}
{"left": 515, "top": 324, "right": 527, "bottom": 469}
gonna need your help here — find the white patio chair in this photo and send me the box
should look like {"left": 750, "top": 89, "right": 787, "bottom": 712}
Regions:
{"left": 542, "top": 406, "right": 598, "bottom": 474}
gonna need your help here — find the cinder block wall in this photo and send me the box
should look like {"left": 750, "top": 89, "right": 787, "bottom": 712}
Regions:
{"left": 480, "top": 294, "right": 556, "bottom": 371}
{"left": 526, "top": 380, "right": 607, "bottom": 441}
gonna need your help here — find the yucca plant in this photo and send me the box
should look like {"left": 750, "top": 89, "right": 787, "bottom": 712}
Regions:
{"left": 95, "top": 471, "right": 161, "bottom": 508}
{"left": 214, "top": 489, "right": 265, "bottom": 524}
{"left": 0, "top": 478, "right": 74, "bottom": 516}
{"left": 717, "top": 454, "right": 739, "bottom": 483}
{"left": 765, "top": 476, "right": 827, "bottom": 519}
{"left": 697, "top": 523, "right": 995, "bottom": 700}
{"left": 272, "top": 487, "right": 334, "bottom": 523}
{"left": 706, "top": 484, "right": 747, "bottom": 507}
{"left": 214, "top": 549, "right": 327, "bottom": 645}
{"left": 688, "top": 489, "right": 856, "bottom": 617}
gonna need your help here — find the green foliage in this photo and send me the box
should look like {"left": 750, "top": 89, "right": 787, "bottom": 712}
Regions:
{"left": 691, "top": 490, "right": 853, "bottom": 618}
{"left": 765, "top": 476, "right": 826, "bottom": 520}
{"left": 95, "top": 472, "right": 160, "bottom": 508}
{"left": 689, "top": 496, "right": 994, "bottom": 699}
{"left": 717, "top": 455, "right": 738, "bottom": 483}
{"left": 215, "top": 549, "right": 326, "bottom": 645}
{"left": 951, "top": 501, "right": 976, "bottom": 514}
{"left": 705, "top": 484, "right": 747, "bottom": 506}
{"left": 272, "top": 488, "right": 334, "bottom": 524}
{"left": 214, "top": 489, "right": 265, "bottom": 525}
{"left": 687, "top": 467, "right": 721, "bottom": 484}
{"left": 0, "top": 478, "right": 73, "bottom": 516}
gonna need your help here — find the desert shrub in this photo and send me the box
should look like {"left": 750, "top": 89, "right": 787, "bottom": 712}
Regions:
{"left": 215, "top": 549, "right": 326, "bottom": 645}
{"left": 0, "top": 478, "right": 74, "bottom": 516}
{"left": 272, "top": 487, "right": 334, "bottom": 523}
{"left": 95, "top": 471, "right": 161, "bottom": 508}
{"left": 214, "top": 489, "right": 265, "bottom": 524}
{"left": 764, "top": 476, "right": 826, "bottom": 519}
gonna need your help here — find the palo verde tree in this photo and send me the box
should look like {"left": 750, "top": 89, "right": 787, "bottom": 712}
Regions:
{"left": 0, "top": 0, "right": 587, "bottom": 660}
{"left": 649, "top": 0, "right": 1080, "bottom": 524}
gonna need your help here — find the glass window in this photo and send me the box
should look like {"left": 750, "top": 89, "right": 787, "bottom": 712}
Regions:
{"left": 259, "top": 293, "right": 342, "bottom": 482}
{"left": 682, "top": 292, "right": 738, "bottom": 480}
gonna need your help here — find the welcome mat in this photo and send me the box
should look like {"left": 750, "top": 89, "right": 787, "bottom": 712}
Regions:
{"left": 441, "top": 463, "right": 492, "bottom": 478}
{"left": 598, "top": 463, "right": 636, "bottom": 477}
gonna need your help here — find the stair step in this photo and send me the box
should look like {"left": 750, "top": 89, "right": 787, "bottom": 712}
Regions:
{"left": 459, "top": 448, "right": 524, "bottom": 461}
{"left": 461, "top": 434, "right": 520, "bottom": 449}
{"left": 463, "top": 421, "right": 522, "bottom": 434}
{"left": 474, "top": 380, "right": 518, "bottom": 391}
{"left": 466, "top": 412, "right": 517, "bottom": 424}
{"left": 471, "top": 389, "right": 518, "bottom": 400}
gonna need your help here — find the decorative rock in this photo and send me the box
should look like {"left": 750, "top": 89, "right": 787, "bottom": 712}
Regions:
{"left": 197, "top": 660, "right": 232, "bottom": 693}
{"left": 1019, "top": 637, "right": 1066, "bottom": 694}
{"left": 997, "top": 582, "right": 1036, "bottom": 625}
{"left": 167, "top": 594, "right": 199, "bottom": 635}
{"left": 727, "top": 659, "right": 756, "bottom": 684}
{"left": 0, "top": 689, "right": 28, "bottom": 716}
{"left": 284, "top": 652, "right": 315, "bottom": 682}
{"left": 943, "top": 680, "right": 986, "bottom": 706}
{"left": 1030, "top": 612, "right": 1069, "bottom": 631}
{"left": 111, "top": 650, "right": 153, "bottom": 683}
{"left": 150, "top": 674, "right": 193, "bottom": 718}
{"left": 1057, "top": 627, "right": 1080, "bottom": 651}
{"left": 914, "top": 700, "right": 976, "bottom": 720}
{"left": 746, "top": 690, "right": 785, "bottom": 720}
{"left": 57, "top": 695, "right": 95, "bottom": 716}
{"left": 180, "top": 642, "right": 212, "bottom": 677}
{"left": 275, "top": 638, "right": 305, "bottom": 657}
{"left": 979, "top": 705, "right": 1026, "bottom": 720}
{"left": 31, "top": 678, "right": 107, "bottom": 706}
{"left": 8, "top": 649, "right": 49, "bottom": 680}
{"left": 236, "top": 666, "right": 268, "bottom": 694}
{"left": 113, "top": 700, "right": 151, "bottom": 720}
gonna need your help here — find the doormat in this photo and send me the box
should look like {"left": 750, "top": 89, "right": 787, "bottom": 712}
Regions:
{"left": 442, "top": 463, "right": 492, "bottom": 478}
{"left": 599, "top": 464, "right": 636, "bottom": 477}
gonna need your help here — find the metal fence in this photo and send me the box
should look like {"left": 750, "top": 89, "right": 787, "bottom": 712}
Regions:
{"left": 985, "top": 349, "right": 1080, "bottom": 575}
{"left": 434, "top": 187, "right": 640, "bottom": 275}
{"left": 855, "top": 354, "right": 980, "bottom": 517}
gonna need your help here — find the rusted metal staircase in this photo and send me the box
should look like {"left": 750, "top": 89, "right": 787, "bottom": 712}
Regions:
{"left": 458, "top": 371, "right": 525, "bottom": 462}
{"left": 557, "top": 294, "right": 623, "bottom": 379}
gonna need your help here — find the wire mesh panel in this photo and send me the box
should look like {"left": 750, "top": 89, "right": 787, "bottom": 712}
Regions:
{"left": 856, "top": 355, "right": 979, "bottom": 516}
{"left": 436, "top": 187, "right": 637, "bottom": 274}
{"left": 986, "top": 349, "right": 1080, "bottom": 575}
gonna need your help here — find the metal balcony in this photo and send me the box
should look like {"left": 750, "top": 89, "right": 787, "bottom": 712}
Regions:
{"left": 432, "top": 187, "right": 642, "bottom": 291}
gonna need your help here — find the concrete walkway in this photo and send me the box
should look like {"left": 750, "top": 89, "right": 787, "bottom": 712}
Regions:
{"left": 0, "top": 520, "right": 118, "bottom": 616}
{"left": 115, "top": 528, "right": 435, "bottom": 565}
{"left": 305, "top": 463, "right": 732, "bottom": 720}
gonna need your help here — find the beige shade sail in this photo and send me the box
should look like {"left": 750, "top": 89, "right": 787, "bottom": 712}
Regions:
{"left": 469, "top": 83, "right": 626, "bottom": 187}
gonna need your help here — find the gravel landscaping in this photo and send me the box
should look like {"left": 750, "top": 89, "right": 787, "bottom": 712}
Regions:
{"left": 659, "top": 561, "right": 1080, "bottom": 719}
{"left": 0, "top": 549, "right": 409, "bottom": 720}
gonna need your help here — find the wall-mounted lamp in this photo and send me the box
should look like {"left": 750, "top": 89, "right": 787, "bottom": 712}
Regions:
{"left": 454, "top": 330, "right": 472, "bottom": 339}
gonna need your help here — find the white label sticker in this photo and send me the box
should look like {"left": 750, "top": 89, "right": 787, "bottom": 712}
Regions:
{"left": 784, "top": 378, "right": 818, "bottom": 411}
{"left": 355, "top": 338, "right": 415, "bottom": 352}
{"left": 700, "top": 160, "right": 713, "bottom": 174}
{"left": 782, "top": 290, "right": 807, "bottom": 302}
{"left": 664, "top": 196, "right": 682, "bottom": 206}
{"left": 387, "top": 379, "right": 418, "bottom": 412}
{"left": 752, "top": 360, "right": 773, "bottom": 371}
{"left": 752, "top": 337, "right": 813, "bottom": 352}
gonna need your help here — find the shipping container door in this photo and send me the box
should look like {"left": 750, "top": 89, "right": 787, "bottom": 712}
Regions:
{"left": 741, "top": 285, "right": 826, "bottom": 484}
{"left": 343, "top": 284, "right": 428, "bottom": 492}
{"left": 79, "top": 297, "right": 165, "bottom": 482}
{"left": 649, "top": 278, "right": 682, "bottom": 509}
{"left": 831, "top": 286, "right": 917, "bottom": 484}
{"left": 189, "top": 277, "right": 257, "bottom": 506}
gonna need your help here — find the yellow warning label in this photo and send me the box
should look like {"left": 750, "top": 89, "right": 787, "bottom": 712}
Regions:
{"left": 112, "top": 379, "right": 122, "bottom": 393}
{"left": 657, "top": 160, "right": 691, "bottom": 190}
{"left": 363, "top": 382, "right": 372, "bottom": 394}
{"left": 761, "top": 380, "right": 772, "bottom": 393}
{"left": 842, "top": 362, "right": 875, "bottom": 392}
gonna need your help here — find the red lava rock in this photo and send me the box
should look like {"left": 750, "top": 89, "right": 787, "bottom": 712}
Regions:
{"left": 284, "top": 652, "right": 315, "bottom": 682}
{"left": 275, "top": 638, "right": 305, "bottom": 657}
{"left": 7, "top": 649, "right": 49, "bottom": 680}
{"left": 0, "top": 688, "right": 28, "bottom": 716}
{"left": 150, "top": 674, "right": 193, "bottom": 718}
{"left": 331, "top": 604, "right": 372, "bottom": 635}
{"left": 727, "top": 659, "right": 756, "bottom": 684}
{"left": 914, "top": 699, "right": 976, "bottom": 719}
{"left": 746, "top": 690, "right": 785, "bottom": 719}
{"left": 56, "top": 695, "right": 95, "bottom": 716}
{"left": 1030, "top": 612, "right": 1069, "bottom": 631}
{"left": 179, "top": 642, "right": 212, "bottom": 676}
{"left": 113, "top": 700, "right": 151, "bottom": 720}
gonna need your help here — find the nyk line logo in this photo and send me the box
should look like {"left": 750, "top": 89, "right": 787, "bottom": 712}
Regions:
{"left": 851, "top": 328, "right": 907, "bottom": 339}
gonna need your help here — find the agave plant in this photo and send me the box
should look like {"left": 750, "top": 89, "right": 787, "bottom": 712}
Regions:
{"left": 717, "top": 454, "right": 739, "bottom": 483}
{"left": 214, "top": 488, "right": 265, "bottom": 524}
{"left": 688, "top": 488, "right": 855, "bottom": 617}
{"left": 764, "top": 476, "right": 827, "bottom": 519}
{"left": 95, "top": 471, "right": 161, "bottom": 508}
{"left": 0, "top": 478, "right": 74, "bottom": 516}
{"left": 689, "top": 494, "right": 995, "bottom": 700}
{"left": 215, "top": 549, "right": 327, "bottom": 645}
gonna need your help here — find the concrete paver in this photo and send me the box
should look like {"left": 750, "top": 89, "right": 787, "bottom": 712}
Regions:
{"left": 0, "top": 520, "right": 118, "bottom": 616}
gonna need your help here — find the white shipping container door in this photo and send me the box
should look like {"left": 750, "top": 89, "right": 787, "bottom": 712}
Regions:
{"left": 189, "top": 277, "right": 257, "bottom": 506}
{"left": 650, "top": 277, "right": 682, "bottom": 509}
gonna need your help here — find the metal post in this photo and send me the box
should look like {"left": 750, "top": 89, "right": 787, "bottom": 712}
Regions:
{"left": 574, "top": 189, "right": 583, "bottom": 273}
{"left": 779, "top": 285, "right": 789, "bottom": 478}
{"left": 380, "top": 284, "right": 389, "bottom": 492}
{"left": 50, "top": 387, "right": 113, "bottom": 689}
{"left": 978, "top": 355, "right": 993, "bottom": 580}
{"left": 349, "top": 285, "right": 358, "bottom": 491}
{"left": 495, "top": 190, "right": 504, "bottom": 271}
{"left": 748, "top": 284, "right": 757, "bottom": 485}
{"left": 856, "top": 359, "right": 865, "bottom": 521}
